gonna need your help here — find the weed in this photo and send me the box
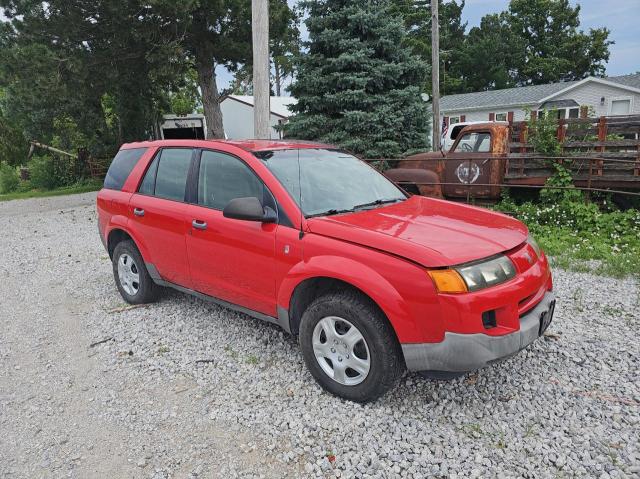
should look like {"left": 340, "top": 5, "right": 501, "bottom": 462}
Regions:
{"left": 224, "top": 345, "right": 238, "bottom": 358}
{"left": 245, "top": 354, "right": 259, "bottom": 365}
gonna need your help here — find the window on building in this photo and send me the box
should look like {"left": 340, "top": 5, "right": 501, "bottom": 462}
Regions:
{"left": 494, "top": 112, "right": 507, "bottom": 122}
{"left": 611, "top": 99, "right": 631, "bottom": 116}
{"left": 568, "top": 108, "right": 580, "bottom": 119}
{"left": 449, "top": 116, "right": 461, "bottom": 125}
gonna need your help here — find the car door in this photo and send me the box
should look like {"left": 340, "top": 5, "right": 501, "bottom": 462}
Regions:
{"left": 185, "top": 149, "right": 278, "bottom": 316}
{"left": 444, "top": 130, "right": 497, "bottom": 198}
{"left": 128, "top": 147, "right": 195, "bottom": 287}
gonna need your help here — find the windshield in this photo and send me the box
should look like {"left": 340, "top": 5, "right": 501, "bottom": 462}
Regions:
{"left": 258, "top": 149, "right": 406, "bottom": 217}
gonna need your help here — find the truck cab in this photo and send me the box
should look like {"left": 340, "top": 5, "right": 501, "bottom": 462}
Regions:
{"left": 386, "top": 122, "right": 510, "bottom": 200}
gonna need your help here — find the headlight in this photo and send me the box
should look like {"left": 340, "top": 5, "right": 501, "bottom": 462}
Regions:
{"left": 456, "top": 255, "right": 516, "bottom": 291}
{"left": 428, "top": 255, "right": 517, "bottom": 293}
{"left": 527, "top": 234, "right": 541, "bottom": 258}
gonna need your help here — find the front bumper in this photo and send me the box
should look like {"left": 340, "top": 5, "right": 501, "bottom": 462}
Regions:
{"left": 402, "top": 291, "right": 555, "bottom": 372}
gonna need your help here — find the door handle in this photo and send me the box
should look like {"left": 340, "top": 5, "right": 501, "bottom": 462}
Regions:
{"left": 133, "top": 208, "right": 145, "bottom": 217}
{"left": 192, "top": 219, "right": 207, "bottom": 230}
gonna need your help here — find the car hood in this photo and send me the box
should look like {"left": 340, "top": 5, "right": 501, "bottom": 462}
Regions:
{"left": 306, "top": 196, "right": 528, "bottom": 267}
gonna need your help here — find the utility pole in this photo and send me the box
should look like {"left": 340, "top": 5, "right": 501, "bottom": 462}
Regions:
{"left": 252, "top": 0, "right": 270, "bottom": 139}
{"left": 431, "top": 0, "right": 440, "bottom": 151}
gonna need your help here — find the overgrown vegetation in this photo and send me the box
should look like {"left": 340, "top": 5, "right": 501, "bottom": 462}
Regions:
{"left": 0, "top": 162, "right": 19, "bottom": 193}
{"left": 497, "top": 107, "right": 640, "bottom": 278}
{"left": 498, "top": 181, "right": 640, "bottom": 278}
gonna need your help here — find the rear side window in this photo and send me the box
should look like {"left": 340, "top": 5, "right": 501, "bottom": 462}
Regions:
{"left": 138, "top": 148, "right": 193, "bottom": 202}
{"left": 104, "top": 148, "right": 147, "bottom": 190}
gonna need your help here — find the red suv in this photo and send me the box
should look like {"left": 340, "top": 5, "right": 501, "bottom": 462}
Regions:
{"left": 97, "top": 139, "right": 555, "bottom": 402}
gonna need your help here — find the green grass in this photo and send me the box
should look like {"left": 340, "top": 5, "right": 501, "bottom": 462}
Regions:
{"left": 0, "top": 181, "right": 102, "bottom": 202}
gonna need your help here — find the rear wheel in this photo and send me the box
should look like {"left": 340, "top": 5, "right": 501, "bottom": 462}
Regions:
{"left": 299, "top": 291, "right": 404, "bottom": 403}
{"left": 112, "top": 240, "right": 159, "bottom": 304}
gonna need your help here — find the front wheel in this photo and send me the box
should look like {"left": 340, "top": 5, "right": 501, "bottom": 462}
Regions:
{"left": 299, "top": 291, "right": 404, "bottom": 403}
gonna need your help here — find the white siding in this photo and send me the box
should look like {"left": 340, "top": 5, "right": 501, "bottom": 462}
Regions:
{"left": 220, "top": 99, "right": 286, "bottom": 139}
{"left": 442, "top": 81, "right": 640, "bottom": 122}
{"left": 549, "top": 82, "right": 640, "bottom": 116}
{"left": 452, "top": 108, "right": 529, "bottom": 122}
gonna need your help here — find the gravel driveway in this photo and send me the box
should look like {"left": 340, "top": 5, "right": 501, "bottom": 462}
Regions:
{"left": 1, "top": 192, "right": 638, "bottom": 479}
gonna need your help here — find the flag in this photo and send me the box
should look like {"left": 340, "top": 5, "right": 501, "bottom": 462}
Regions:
{"left": 441, "top": 117, "right": 448, "bottom": 140}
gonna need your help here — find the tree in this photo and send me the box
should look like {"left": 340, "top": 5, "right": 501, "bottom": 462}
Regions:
{"left": 391, "top": 0, "right": 467, "bottom": 95}
{"left": 457, "top": 0, "right": 612, "bottom": 91}
{"left": 223, "top": 0, "right": 300, "bottom": 97}
{"left": 0, "top": 0, "right": 186, "bottom": 153}
{"left": 507, "top": 0, "right": 611, "bottom": 85}
{"left": 270, "top": 0, "right": 301, "bottom": 96}
{"left": 457, "top": 13, "right": 524, "bottom": 92}
{"left": 286, "top": 0, "right": 430, "bottom": 158}
{"left": 152, "top": 0, "right": 298, "bottom": 139}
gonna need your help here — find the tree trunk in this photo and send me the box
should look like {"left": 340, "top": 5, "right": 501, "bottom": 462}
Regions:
{"left": 195, "top": 55, "right": 225, "bottom": 139}
{"left": 274, "top": 60, "right": 282, "bottom": 96}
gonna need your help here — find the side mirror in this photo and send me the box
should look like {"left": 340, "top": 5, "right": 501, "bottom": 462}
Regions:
{"left": 222, "top": 197, "right": 277, "bottom": 223}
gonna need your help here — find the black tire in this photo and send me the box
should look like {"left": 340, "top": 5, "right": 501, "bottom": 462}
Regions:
{"left": 112, "top": 240, "right": 160, "bottom": 304}
{"left": 299, "top": 290, "right": 404, "bottom": 403}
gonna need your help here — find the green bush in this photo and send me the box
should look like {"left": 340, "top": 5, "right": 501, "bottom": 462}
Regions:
{"left": 496, "top": 194, "right": 640, "bottom": 277}
{"left": 526, "top": 108, "right": 562, "bottom": 157}
{"left": 29, "top": 155, "right": 60, "bottom": 190}
{"left": 0, "top": 163, "right": 20, "bottom": 193}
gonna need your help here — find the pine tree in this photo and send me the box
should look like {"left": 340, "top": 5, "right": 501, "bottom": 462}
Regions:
{"left": 285, "top": 0, "right": 430, "bottom": 159}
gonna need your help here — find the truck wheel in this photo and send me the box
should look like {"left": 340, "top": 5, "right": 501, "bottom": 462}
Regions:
{"left": 299, "top": 291, "right": 404, "bottom": 403}
{"left": 112, "top": 240, "right": 160, "bottom": 304}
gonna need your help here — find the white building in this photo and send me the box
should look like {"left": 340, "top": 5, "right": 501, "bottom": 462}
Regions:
{"left": 220, "top": 95, "right": 298, "bottom": 139}
{"left": 440, "top": 73, "right": 640, "bottom": 126}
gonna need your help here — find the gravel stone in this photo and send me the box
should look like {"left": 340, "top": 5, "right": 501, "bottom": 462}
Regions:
{"left": 1, "top": 192, "right": 639, "bottom": 478}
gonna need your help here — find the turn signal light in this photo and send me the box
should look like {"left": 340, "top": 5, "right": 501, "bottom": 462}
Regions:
{"left": 428, "top": 269, "right": 468, "bottom": 294}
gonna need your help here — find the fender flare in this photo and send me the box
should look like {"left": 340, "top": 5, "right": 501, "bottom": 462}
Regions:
{"left": 277, "top": 255, "right": 422, "bottom": 342}
{"left": 105, "top": 217, "right": 153, "bottom": 264}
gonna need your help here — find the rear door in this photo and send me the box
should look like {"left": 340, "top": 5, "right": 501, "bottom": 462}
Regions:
{"left": 185, "top": 149, "right": 278, "bottom": 316}
{"left": 128, "top": 147, "right": 195, "bottom": 287}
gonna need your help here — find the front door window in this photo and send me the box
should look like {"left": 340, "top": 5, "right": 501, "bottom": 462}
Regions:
{"left": 453, "top": 132, "right": 491, "bottom": 153}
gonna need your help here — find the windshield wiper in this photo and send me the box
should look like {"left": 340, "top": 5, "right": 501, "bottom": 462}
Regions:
{"left": 352, "top": 198, "right": 405, "bottom": 211}
{"left": 306, "top": 208, "right": 355, "bottom": 218}
{"left": 306, "top": 198, "right": 405, "bottom": 218}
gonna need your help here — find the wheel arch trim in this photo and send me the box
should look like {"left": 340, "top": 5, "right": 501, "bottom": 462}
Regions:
{"left": 277, "top": 256, "right": 418, "bottom": 342}
{"left": 105, "top": 220, "right": 152, "bottom": 264}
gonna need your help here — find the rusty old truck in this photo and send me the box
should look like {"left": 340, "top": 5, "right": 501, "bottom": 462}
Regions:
{"left": 383, "top": 116, "right": 640, "bottom": 202}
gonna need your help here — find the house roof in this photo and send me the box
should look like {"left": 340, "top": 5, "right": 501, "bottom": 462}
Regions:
{"left": 221, "top": 95, "right": 298, "bottom": 118}
{"left": 441, "top": 73, "right": 640, "bottom": 113}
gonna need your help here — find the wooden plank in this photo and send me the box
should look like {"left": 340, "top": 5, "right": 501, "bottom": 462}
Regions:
{"left": 508, "top": 152, "right": 639, "bottom": 159}
{"left": 563, "top": 139, "right": 640, "bottom": 147}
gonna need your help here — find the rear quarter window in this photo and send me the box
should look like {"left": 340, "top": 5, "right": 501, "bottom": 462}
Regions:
{"left": 103, "top": 148, "right": 148, "bottom": 190}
